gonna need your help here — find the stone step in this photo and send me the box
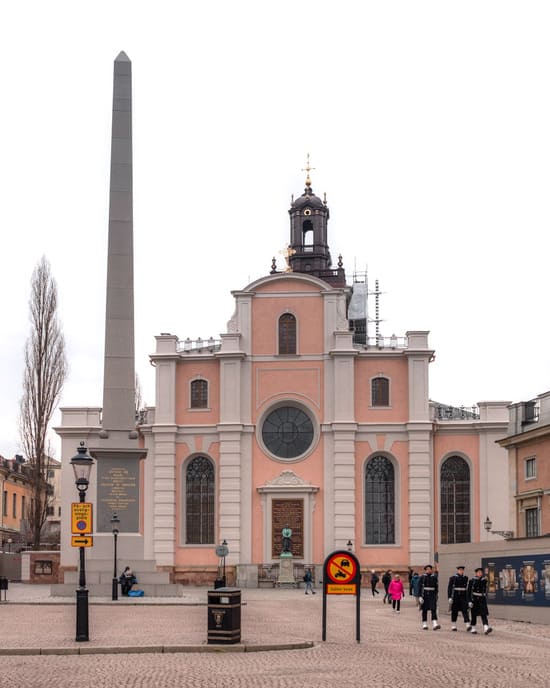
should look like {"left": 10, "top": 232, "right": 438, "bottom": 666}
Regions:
{"left": 50, "top": 583, "right": 185, "bottom": 597}
{"left": 63, "top": 570, "right": 171, "bottom": 585}
{"left": 84, "top": 559, "right": 159, "bottom": 573}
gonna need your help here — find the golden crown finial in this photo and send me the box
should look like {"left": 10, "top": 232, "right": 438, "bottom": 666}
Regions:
{"left": 301, "top": 153, "right": 315, "bottom": 188}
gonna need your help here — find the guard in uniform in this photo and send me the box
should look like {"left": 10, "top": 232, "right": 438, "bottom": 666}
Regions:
{"left": 447, "top": 565, "right": 470, "bottom": 631}
{"left": 467, "top": 567, "right": 492, "bottom": 635}
{"left": 418, "top": 564, "right": 441, "bottom": 630}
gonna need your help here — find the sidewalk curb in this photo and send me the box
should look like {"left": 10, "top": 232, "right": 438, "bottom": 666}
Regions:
{"left": 0, "top": 641, "right": 315, "bottom": 656}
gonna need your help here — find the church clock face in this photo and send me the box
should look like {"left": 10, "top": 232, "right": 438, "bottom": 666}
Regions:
{"left": 261, "top": 405, "right": 314, "bottom": 460}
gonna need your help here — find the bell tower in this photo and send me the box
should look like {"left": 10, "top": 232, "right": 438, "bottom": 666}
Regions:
{"left": 287, "top": 156, "right": 345, "bottom": 287}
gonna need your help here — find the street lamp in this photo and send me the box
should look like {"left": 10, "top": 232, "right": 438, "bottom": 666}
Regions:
{"left": 70, "top": 441, "right": 94, "bottom": 642}
{"left": 484, "top": 516, "right": 513, "bottom": 539}
{"left": 110, "top": 512, "right": 120, "bottom": 601}
{"left": 7, "top": 538, "right": 12, "bottom": 553}
{"left": 221, "top": 539, "right": 228, "bottom": 586}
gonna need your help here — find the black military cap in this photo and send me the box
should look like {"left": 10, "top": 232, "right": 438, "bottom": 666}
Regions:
{"left": 424, "top": 564, "right": 433, "bottom": 570}
{"left": 456, "top": 565, "right": 465, "bottom": 570}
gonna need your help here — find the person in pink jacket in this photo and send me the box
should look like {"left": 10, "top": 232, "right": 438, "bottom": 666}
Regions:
{"left": 388, "top": 574, "right": 405, "bottom": 613}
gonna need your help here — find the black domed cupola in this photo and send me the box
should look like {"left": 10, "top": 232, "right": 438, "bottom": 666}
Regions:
{"left": 287, "top": 156, "right": 345, "bottom": 287}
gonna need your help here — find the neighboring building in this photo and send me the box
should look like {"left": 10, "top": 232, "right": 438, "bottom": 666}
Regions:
{"left": 0, "top": 454, "right": 60, "bottom": 549}
{"left": 498, "top": 391, "right": 550, "bottom": 538}
{"left": 0, "top": 455, "right": 32, "bottom": 549}
{"left": 43, "top": 458, "right": 61, "bottom": 544}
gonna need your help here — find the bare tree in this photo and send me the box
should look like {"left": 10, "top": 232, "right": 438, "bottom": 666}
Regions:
{"left": 19, "top": 256, "right": 67, "bottom": 549}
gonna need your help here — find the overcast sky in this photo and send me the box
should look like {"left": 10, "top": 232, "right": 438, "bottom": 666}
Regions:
{"left": 1, "top": 1, "right": 549, "bottom": 458}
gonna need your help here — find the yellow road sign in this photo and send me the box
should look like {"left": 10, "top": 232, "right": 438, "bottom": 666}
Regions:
{"left": 71, "top": 535, "right": 93, "bottom": 548}
{"left": 71, "top": 502, "right": 93, "bottom": 534}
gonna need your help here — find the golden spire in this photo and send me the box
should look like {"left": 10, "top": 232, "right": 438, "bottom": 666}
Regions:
{"left": 301, "top": 153, "right": 315, "bottom": 188}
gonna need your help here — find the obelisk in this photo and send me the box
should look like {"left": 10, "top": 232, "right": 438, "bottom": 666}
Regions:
{"left": 91, "top": 52, "right": 147, "bottom": 541}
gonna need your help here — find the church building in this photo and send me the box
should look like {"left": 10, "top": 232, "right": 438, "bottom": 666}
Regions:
{"left": 56, "top": 54, "right": 512, "bottom": 589}
{"left": 137, "top": 170, "right": 510, "bottom": 585}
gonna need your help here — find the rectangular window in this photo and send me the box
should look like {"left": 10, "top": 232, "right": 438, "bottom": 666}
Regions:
{"left": 21, "top": 496, "right": 26, "bottom": 519}
{"left": 190, "top": 379, "right": 208, "bottom": 409}
{"left": 525, "top": 457, "right": 536, "bottom": 480}
{"left": 525, "top": 507, "right": 539, "bottom": 537}
{"left": 371, "top": 377, "right": 390, "bottom": 406}
{"left": 46, "top": 506, "right": 54, "bottom": 516}
{"left": 12, "top": 493, "right": 17, "bottom": 518}
{"left": 2, "top": 492, "right": 6, "bottom": 517}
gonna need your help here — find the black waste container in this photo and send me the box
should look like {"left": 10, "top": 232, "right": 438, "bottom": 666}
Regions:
{"left": 207, "top": 587, "right": 241, "bottom": 644}
{"left": 214, "top": 577, "right": 225, "bottom": 589}
{"left": 0, "top": 577, "right": 8, "bottom": 600}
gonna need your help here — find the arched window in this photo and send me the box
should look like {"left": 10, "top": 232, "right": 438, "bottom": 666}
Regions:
{"left": 185, "top": 456, "right": 215, "bottom": 544}
{"left": 365, "top": 455, "right": 395, "bottom": 544}
{"left": 302, "top": 220, "right": 314, "bottom": 248}
{"left": 190, "top": 379, "right": 208, "bottom": 409}
{"left": 440, "top": 456, "right": 470, "bottom": 544}
{"left": 371, "top": 377, "right": 389, "bottom": 406}
{"left": 278, "top": 313, "right": 296, "bottom": 355}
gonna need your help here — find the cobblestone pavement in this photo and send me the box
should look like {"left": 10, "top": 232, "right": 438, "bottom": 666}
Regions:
{"left": 1, "top": 587, "right": 549, "bottom": 687}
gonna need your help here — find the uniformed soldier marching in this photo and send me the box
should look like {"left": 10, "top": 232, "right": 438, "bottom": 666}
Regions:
{"left": 467, "top": 567, "right": 492, "bottom": 635}
{"left": 447, "top": 565, "right": 471, "bottom": 632}
{"left": 418, "top": 564, "right": 441, "bottom": 630}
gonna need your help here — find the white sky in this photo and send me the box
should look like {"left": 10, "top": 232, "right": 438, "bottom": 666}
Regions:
{"left": 1, "top": 1, "right": 550, "bottom": 459}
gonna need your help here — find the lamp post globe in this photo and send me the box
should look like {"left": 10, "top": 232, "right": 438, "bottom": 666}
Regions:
{"left": 70, "top": 441, "right": 94, "bottom": 642}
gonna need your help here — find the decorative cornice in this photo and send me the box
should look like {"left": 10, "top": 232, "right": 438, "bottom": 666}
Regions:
{"left": 257, "top": 469, "right": 319, "bottom": 494}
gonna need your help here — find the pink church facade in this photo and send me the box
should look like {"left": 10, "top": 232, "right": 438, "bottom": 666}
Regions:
{"left": 137, "top": 176, "right": 511, "bottom": 585}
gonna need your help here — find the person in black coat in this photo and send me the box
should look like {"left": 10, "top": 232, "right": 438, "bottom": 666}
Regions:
{"left": 447, "top": 565, "right": 471, "bottom": 631}
{"left": 119, "top": 566, "right": 137, "bottom": 595}
{"left": 418, "top": 564, "right": 440, "bottom": 630}
{"left": 467, "top": 567, "right": 492, "bottom": 635}
{"left": 381, "top": 570, "right": 392, "bottom": 603}
{"left": 370, "top": 570, "right": 380, "bottom": 596}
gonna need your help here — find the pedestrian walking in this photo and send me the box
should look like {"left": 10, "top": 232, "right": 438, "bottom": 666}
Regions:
{"left": 418, "top": 564, "right": 440, "bottom": 630}
{"left": 382, "top": 569, "right": 392, "bottom": 603}
{"left": 370, "top": 570, "right": 380, "bottom": 596}
{"left": 408, "top": 567, "right": 414, "bottom": 595}
{"left": 467, "top": 567, "right": 492, "bottom": 635}
{"left": 303, "top": 568, "right": 316, "bottom": 595}
{"left": 411, "top": 571, "right": 420, "bottom": 605}
{"left": 447, "top": 565, "right": 471, "bottom": 631}
{"left": 388, "top": 573, "right": 405, "bottom": 613}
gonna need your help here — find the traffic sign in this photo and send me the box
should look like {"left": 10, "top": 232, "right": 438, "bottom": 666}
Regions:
{"left": 71, "top": 502, "right": 93, "bottom": 534}
{"left": 322, "top": 549, "right": 361, "bottom": 643}
{"left": 71, "top": 536, "right": 93, "bottom": 548}
{"left": 326, "top": 553, "right": 357, "bottom": 587}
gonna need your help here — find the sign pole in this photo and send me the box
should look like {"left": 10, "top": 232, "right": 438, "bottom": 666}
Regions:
{"left": 322, "top": 549, "right": 361, "bottom": 643}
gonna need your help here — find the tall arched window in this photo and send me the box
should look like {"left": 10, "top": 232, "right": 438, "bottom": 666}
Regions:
{"left": 278, "top": 313, "right": 296, "bottom": 355}
{"left": 185, "top": 456, "right": 215, "bottom": 544}
{"left": 190, "top": 379, "right": 208, "bottom": 408}
{"left": 365, "top": 455, "right": 395, "bottom": 544}
{"left": 440, "top": 456, "right": 470, "bottom": 544}
{"left": 371, "top": 377, "right": 389, "bottom": 406}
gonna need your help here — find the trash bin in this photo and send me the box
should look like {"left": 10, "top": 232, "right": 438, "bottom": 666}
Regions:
{"left": 0, "top": 577, "right": 8, "bottom": 601}
{"left": 214, "top": 577, "right": 225, "bottom": 589}
{"left": 207, "top": 587, "right": 241, "bottom": 644}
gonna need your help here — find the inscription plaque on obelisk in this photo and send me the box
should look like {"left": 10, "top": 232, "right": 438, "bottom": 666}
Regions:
{"left": 97, "top": 457, "right": 139, "bottom": 532}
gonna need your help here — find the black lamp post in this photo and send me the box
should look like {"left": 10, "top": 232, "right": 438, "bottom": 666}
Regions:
{"left": 222, "top": 539, "right": 228, "bottom": 587}
{"left": 70, "top": 441, "right": 94, "bottom": 642}
{"left": 110, "top": 512, "right": 120, "bottom": 601}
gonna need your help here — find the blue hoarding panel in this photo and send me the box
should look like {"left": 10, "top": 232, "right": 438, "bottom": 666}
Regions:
{"left": 481, "top": 554, "right": 550, "bottom": 607}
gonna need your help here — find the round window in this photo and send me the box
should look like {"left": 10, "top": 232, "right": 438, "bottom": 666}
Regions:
{"left": 261, "top": 406, "right": 314, "bottom": 459}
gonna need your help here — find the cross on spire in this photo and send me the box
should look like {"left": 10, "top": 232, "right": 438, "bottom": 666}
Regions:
{"left": 301, "top": 153, "right": 315, "bottom": 188}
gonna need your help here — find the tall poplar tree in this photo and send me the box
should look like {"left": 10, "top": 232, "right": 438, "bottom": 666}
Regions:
{"left": 19, "top": 256, "right": 67, "bottom": 549}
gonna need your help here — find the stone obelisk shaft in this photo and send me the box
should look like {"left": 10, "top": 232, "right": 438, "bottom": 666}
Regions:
{"left": 102, "top": 51, "right": 136, "bottom": 434}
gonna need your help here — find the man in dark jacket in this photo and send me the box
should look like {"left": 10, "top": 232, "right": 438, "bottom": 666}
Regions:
{"left": 381, "top": 570, "right": 392, "bottom": 603}
{"left": 467, "top": 567, "right": 492, "bottom": 635}
{"left": 370, "top": 570, "right": 380, "bottom": 596}
{"left": 447, "top": 565, "right": 471, "bottom": 631}
{"left": 418, "top": 564, "right": 440, "bottom": 630}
